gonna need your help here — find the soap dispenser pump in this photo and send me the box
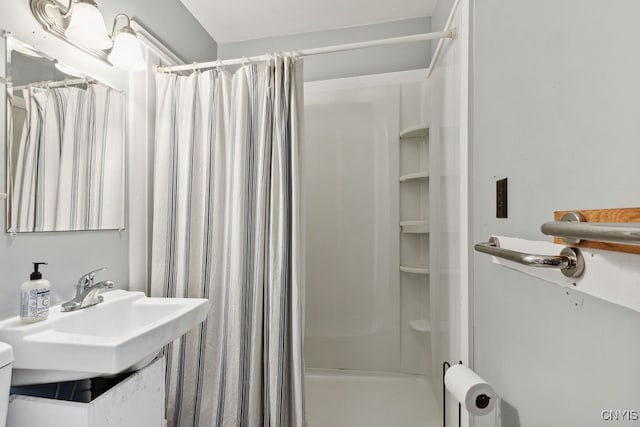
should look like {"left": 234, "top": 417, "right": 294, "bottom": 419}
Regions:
{"left": 20, "top": 262, "right": 51, "bottom": 323}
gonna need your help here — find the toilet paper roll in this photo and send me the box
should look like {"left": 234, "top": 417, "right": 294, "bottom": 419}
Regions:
{"left": 444, "top": 364, "right": 496, "bottom": 416}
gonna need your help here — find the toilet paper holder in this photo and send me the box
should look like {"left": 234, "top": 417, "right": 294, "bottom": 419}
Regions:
{"left": 443, "top": 361, "right": 495, "bottom": 427}
{"left": 442, "top": 361, "right": 463, "bottom": 427}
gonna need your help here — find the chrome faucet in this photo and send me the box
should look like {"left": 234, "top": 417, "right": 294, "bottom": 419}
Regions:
{"left": 61, "top": 267, "right": 114, "bottom": 312}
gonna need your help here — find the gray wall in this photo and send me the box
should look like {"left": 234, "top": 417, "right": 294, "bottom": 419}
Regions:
{"left": 473, "top": 1, "right": 640, "bottom": 426}
{"left": 431, "top": 0, "right": 453, "bottom": 34}
{"left": 219, "top": 17, "right": 431, "bottom": 82}
{"left": 0, "top": 1, "right": 215, "bottom": 318}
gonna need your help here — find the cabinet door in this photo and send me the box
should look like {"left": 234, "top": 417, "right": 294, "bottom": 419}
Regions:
{"left": 93, "top": 358, "right": 165, "bottom": 427}
{"left": 8, "top": 358, "right": 165, "bottom": 427}
{"left": 7, "top": 397, "right": 92, "bottom": 427}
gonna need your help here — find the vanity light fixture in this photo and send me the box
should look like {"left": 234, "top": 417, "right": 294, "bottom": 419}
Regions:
{"left": 107, "top": 15, "right": 146, "bottom": 71}
{"left": 64, "top": 0, "right": 111, "bottom": 50}
{"left": 30, "top": 0, "right": 146, "bottom": 71}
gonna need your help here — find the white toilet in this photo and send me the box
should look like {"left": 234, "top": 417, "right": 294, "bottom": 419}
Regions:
{"left": 0, "top": 343, "right": 12, "bottom": 427}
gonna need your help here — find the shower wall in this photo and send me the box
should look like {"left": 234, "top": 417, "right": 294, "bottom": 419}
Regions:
{"left": 304, "top": 71, "right": 431, "bottom": 375}
{"left": 304, "top": 85, "right": 400, "bottom": 372}
{"left": 426, "top": 0, "right": 468, "bottom": 410}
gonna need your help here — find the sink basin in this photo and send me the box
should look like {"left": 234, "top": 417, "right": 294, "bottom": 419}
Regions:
{"left": 0, "top": 290, "right": 208, "bottom": 385}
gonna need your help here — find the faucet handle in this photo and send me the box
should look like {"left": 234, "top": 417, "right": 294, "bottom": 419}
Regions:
{"left": 77, "top": 267, "right": 107, "bottom": 290}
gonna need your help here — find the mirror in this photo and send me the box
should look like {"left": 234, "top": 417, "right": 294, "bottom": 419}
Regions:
{"left": 5, "top": 36, "right": 125, "bottom": 232}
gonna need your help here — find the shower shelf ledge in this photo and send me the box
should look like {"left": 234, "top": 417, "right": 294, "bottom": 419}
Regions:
{"left": 400, "top": 172, "right": 429, "bottom": 182}
{"left": 400, "top": 265, "right": 430, "bottom": 275}
{"left": 409, "top": 319, "right": 431, "bottom": 333}
{"left": 400, "top": 124, "right": 429, "bottom": 139}
{"left": 400, "top": 220, "right": 429, "bottom": 234}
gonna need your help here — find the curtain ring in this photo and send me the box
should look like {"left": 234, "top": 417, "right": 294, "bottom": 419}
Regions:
{"left": 192, "top": 62, "right": 199, "bottom": 73}
{"left": 216, "top": 58, "right": 225, "bottom": 70}
{"left": 242, "top": 56, "right": 248, "bottom": 67}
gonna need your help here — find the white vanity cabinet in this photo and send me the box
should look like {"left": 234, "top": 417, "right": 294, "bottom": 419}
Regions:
{"left": 7, "top": 358, "right": 165, "bottom": 427}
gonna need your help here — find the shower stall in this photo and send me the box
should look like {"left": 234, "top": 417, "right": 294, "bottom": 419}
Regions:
{"left": 303, "top": 70, "right": 444, "bottom": 427}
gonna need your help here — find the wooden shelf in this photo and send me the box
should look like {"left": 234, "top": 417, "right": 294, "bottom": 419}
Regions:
{"left": 553, "top": 207, "right": 640, "bottom": 255}
{"left": 409, "top": 319, "right": 431, "bottom": 333}
{"left": 400, "top": 220, "right": 429, "bottom": 234}
{"left": 400, "top": 124, "right": 429, "bottom": 139}
{"left": 400, "top": 265, "right": 430, "bottom": 275}
{"left": 399, "top": 172, "right": 429, "bottom": 182}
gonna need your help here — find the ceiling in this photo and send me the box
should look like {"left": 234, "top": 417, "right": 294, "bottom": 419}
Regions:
{"left": 179, "top": 0, "right": 437, "bottom": 43}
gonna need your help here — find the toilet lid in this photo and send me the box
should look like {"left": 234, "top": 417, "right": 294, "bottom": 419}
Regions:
{"left": 0, "top": 342, "right": 13, "bottom": 368}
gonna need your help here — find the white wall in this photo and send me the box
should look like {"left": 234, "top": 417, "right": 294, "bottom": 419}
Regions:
{"left": 472, "top": 1, "right": 640, "bottom": 426}
{"left": 428, "top": 0, "right": 470, "bottom": 422}
{"left": 0, "top": 1, "right": 215, "bottom": 318}
{"left": 219, "top": 18, "right": 431, "bottom": 81}
{"left": 303, "top": 83, "right": 401, "bottom": 372}
{"left": 303, "top": 71, "right": 433, "bottom": 376}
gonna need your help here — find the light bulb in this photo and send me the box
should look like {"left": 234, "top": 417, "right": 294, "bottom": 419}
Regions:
{"left": 65, "top": 2, "right": 112, "bottom": 50}
{"left": 108, "top": 29, "right": 146, "bottom": 71}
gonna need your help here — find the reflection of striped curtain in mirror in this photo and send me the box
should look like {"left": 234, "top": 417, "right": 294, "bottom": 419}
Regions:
{"left": 8, "top": 83, "right": 125, "bottom": 232}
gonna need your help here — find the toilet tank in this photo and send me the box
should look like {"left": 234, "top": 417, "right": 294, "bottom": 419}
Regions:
{"left": 0, "top": 342, "right": 13, "bottom": 427}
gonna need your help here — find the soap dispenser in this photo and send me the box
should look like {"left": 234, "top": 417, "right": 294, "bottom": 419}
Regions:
{"left": 20, "top": 262, "right": 51, "bottom": 323}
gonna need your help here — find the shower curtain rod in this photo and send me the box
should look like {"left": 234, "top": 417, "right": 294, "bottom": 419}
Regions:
{"left": 12, "top": 78, "right": 93, "bottom": 91}
{"left": 156, "top": 29, "right": 456, "bottom": 74}
{"left": 12, "top": 78, "right": 123, "bottom": 94}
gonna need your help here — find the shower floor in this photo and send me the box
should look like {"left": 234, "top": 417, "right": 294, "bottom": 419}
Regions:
{"left": 304, "top": 369, "right": 441, "bottom": 427}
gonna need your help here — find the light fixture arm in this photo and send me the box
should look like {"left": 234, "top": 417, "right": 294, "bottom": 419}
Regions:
{"left": 61, "top": 0, "right": 100, "bottom": 19}
{"left": 110, "top": 13, "right": 132, "bottom": 38}
{"left": 60, "top": 0, "right": 74, "bottom": 18}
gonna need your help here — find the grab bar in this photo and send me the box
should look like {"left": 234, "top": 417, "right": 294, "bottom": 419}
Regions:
{"left": 474, "top": 237, "right": 584, "bottom": 278}
{"left": 541, "top": 212, "right": 640, "bottom": 245}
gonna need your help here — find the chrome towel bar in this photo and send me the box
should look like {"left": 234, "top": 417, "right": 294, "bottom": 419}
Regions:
{"left": 474, "top": 237, "right": 584, "bottom": 278}
{"left": 541, "top": 212, "right": 640, "bottom": 245}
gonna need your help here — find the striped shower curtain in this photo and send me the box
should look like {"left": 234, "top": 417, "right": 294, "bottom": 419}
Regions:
{"left": 7, "top": 84, "right": 125, "bottom": 232}
{"left": 151, "top": 56, "right": 305, "bottom": 427}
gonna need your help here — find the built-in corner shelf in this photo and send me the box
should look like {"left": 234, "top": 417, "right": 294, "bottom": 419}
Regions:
{"left": 409, "top": 319, "right": 431, "bottom": 333}
{"left": 400, "top": 265, "right": 430, "bottom": 275}
{"left": 399, "top": 172, "right": 429, "bottom": 182}
{"left": 400, "top": 124, "right": 429, "bottom": 139}
{"left": 400, "top": 220, "right": 429, "bottom": 234}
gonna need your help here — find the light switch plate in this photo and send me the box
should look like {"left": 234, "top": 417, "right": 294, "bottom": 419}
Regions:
{"left": 496, "top": 178, "right": 507, "bottom": 218}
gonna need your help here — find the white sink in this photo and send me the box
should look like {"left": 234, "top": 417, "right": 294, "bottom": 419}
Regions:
{"left": 0, "top": 290, "right": 208, "bottom": 385}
